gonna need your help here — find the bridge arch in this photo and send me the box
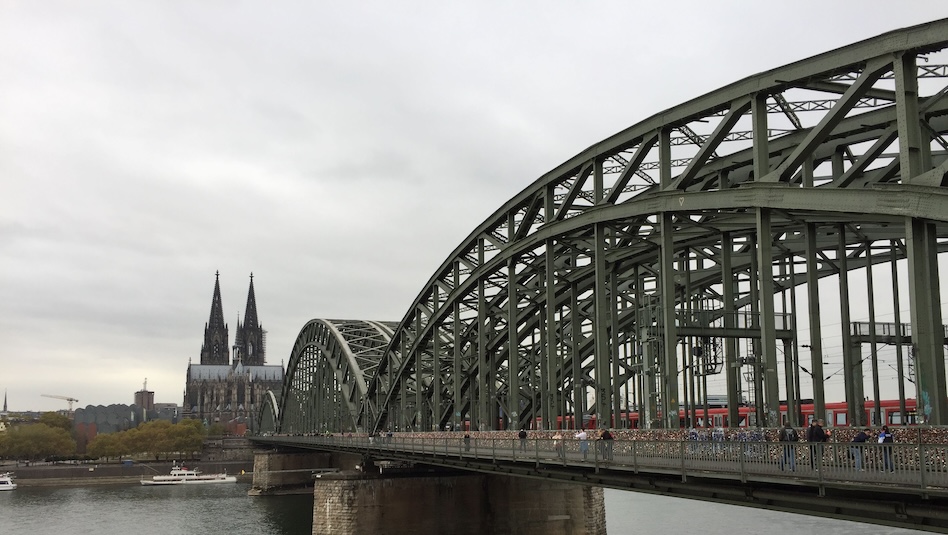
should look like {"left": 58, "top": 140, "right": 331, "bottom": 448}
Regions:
{"left": 257, "top": 390, "right": 280, "bottom": 434}
{"left": 357, "top": 19, "right": 948, "bottom": 433}
{"left": 273, "top": 319, "right": 396, "bottom": 433}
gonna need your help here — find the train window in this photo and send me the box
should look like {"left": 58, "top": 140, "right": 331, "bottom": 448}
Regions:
{"left": 713, "top": 415, "right": 723, "bottom": 427}
{"left": 747, "top": 413, "right": 757, "bottom": 427}
{"left": 889, "top": 411, "right": 917, "bottom": 425}
{"left": 834, "top": 411, "right": 847, "bottom": 426}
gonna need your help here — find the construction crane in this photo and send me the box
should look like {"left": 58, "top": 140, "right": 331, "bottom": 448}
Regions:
{"left": 41, "top": 394, "right": 78, "bottom": 413}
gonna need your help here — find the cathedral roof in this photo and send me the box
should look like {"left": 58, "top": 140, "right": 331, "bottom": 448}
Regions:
{"left": 188, "top": 364, "right": 283, "bottom": 382}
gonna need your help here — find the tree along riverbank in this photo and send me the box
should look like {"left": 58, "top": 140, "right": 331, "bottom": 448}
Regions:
{"left": 4, "top": 460, "right": 254, "bottom": 487}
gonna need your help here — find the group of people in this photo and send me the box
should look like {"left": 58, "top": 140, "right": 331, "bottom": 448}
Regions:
{"left": 573, "top": 428, "right": 615, "bottom": 460}
{"left": 544, "top": 428, "right": 614, "bottom": 460}
{"left": 777, "top": 419, "right": 895, "bottom": 472}
{"left": 850, "top": 424, "right": 895, "bottom": 471}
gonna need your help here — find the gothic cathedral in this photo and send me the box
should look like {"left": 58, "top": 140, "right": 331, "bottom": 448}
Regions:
{"left": 183, "top": 272, "right": 284, "bottom": 433}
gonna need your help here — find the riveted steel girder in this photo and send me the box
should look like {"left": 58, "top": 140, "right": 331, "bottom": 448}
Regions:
{"left": 353, "top": 19, "right": 948, "bottom": 433}
{"left": 272, "top": 20, "right": 948, "bottom": 435}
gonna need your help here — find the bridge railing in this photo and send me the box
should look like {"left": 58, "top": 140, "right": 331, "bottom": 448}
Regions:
{"left": 267, "top": 434, "right": 948, "bottom": 493}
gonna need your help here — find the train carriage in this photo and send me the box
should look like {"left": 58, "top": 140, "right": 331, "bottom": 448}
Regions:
{"left": 547, "top": 398, "right": 918, "bottom": 429}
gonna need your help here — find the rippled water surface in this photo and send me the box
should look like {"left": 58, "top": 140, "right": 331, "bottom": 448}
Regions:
{"left": 2, "top": 483, "right": 927, "bottom": 534}
{"left": 3, "top": 483, "right": 313, "bottom": 535}
{"left": 603, "top": 489, "right": 926, "bottom": 534}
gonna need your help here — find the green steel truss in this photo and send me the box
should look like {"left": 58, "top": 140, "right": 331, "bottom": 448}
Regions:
{"left": 263, "top": 19, "right": 948, "bottom": 435}
{"left": 262, "top": 319, "right": 396, "bottom": 434}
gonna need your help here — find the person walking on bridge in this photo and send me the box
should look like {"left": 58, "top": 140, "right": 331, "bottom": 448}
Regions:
{"left": 778, "top": 422, "right": 798, "bottom": 472}
{"left": 878, "top": 425, "right": 895, "bottom": 471}
{"left": 806, "top": 419, "right": 827, "bottom": 469}
{"left": 606, "top": 429, "right": 615, "bottom": 460}
{"left": 850, "top": 427, "right": 870, "bottom": 471}
{"left": 518, "top": 428, "right": 528, "bottom": 452}
{"left": 575, "top": 429, "right": 589, "bottom": 460}
{"left": 552, "top": 432, "right": 565, "bottom": 460}
{"left": 598, "top": 428, "right": 614, "bottom": 460}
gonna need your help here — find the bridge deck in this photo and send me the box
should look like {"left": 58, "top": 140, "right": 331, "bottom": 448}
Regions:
{"left": 257, "top": 434, "right": 948, "bottom": 495}
{"left": 254, "top": 434, "right": 948, "bottom": 530}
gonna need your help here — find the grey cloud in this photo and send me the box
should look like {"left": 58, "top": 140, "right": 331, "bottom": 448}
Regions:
{"left": 2, "top": 1, "right": 946, "bottom": 410}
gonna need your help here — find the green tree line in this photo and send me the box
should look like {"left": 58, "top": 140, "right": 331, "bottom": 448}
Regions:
{"left": 87, "top": 419, "right": 205, "bottom": 461}
{"left": 0, "top": 413, "right": 207, "bottom": 462}
{"left": 0, "top": 424, "right": 75, "bottom": 461}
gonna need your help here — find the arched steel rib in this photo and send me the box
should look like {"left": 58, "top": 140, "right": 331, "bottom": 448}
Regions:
{"left": 360, "top": 19, "right": 948, "bottom": 432}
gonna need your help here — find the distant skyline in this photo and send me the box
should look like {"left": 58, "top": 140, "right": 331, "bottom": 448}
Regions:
{"left": 3, "top": 3, "right": 948, "bottom": 412}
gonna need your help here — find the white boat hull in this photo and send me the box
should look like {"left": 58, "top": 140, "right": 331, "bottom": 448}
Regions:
{"left": 141, "top": 476, "right": 237, "bottom": 486}
{"left": 0, "top": 473, "right": 16, "bottom": 490}
{"left": 141, "top": 465, "right": 237, "bottom": 486}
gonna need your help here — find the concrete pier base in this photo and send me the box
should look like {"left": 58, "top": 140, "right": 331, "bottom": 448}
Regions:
{"left": 250, "top": 450, "right": 359, "bottom": 495}
{"left": 312, "top": 471, "right": 606, "bottom": 535}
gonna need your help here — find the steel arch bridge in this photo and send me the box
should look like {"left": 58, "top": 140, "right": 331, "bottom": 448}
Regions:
{"left": 263, "top": 19, "right": 948, "bottom": 436}
{"left": 260, "top": 319, "right": 397, "bottom": 433}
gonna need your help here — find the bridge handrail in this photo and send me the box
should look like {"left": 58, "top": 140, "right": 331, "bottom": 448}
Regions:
{"left": 259, "top": 434, "right": 948, "bottom": 496}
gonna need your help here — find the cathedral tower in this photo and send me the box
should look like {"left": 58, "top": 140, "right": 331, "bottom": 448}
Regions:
{"left": 199, "top": 271, "right": 230, "bottom": 365}
{"left": 185, "top": 271, "right": 282, "bottom": 431}
{"left": 234, "top": 273, "right": 266, "bottom": 366}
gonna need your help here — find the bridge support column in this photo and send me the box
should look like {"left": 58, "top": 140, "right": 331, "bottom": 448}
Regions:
{"left": 312, "top": 471, "right": 606, "bottom": 535}
{"left": 250, "top": 450, "right": 359, "bottom": 495}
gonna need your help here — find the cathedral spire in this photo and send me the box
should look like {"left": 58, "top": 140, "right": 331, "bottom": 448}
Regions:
{"left": 209, "top": 271, "right": 225, "bottom": 327}
{"left": 199, "top": 271, "right": 229, "bottom": 365}
{"left": 244, "top": 272, "right": 259, "bottom": 331}
{"left": 235, "top": 273, "right": 266, "bottom": 366}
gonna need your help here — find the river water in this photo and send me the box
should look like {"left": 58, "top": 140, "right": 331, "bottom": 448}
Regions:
{"left": 1, "top": 483, "right": 926, "bottom": 534}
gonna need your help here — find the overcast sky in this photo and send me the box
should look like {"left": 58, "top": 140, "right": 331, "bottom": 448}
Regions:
{"left": 3, "top": 2, "right": 947, "bottom": 412}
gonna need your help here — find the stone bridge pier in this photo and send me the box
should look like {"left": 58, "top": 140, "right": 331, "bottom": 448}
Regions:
{"left": 249, "top": 449, "right": 359, "bottom": 495}
{"left": 251, "top": 449, "right": 606, "bottom": 534}
{"left": 313, "top": 470, "right": 605, "bottom": 535}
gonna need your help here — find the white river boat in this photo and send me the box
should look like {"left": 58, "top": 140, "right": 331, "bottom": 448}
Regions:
{"left": 141, "top": 464, "right": 237, "bottom": 486}
{"left": 0, "top": 472, "right": 17, "bottom": 491}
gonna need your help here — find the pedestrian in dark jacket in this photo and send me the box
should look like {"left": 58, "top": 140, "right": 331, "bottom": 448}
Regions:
{"left": 806, "top": 419, "right": 827, "bottom": 468}
{"left": 598, "top": 429, "right": 614, "bottom": 460}
{"left": 850, "top": 427, "right": 870, "bottom": 471}
{"left": 779, "top": 422, "right": 799, "bottom": 472}
{"left": 878, "top": 425, "right": 894, "bottom": 471}
{"left": 778, "top": 422, "right": 798, "bottom": 471}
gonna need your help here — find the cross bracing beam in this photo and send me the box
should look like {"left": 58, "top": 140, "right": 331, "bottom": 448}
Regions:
{"left": 270, "top": 20, "right": 948, "bottom": 435}
{"left": 363, "top": 186, "right": 948, "bottom": 430}
{"left": 362, "top": 19, "right": 941, "bottom": 436}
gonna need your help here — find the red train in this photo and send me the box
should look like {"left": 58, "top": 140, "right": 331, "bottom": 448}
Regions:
{"left": 549, "top": 398, "right": 918, "bottom": 429}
